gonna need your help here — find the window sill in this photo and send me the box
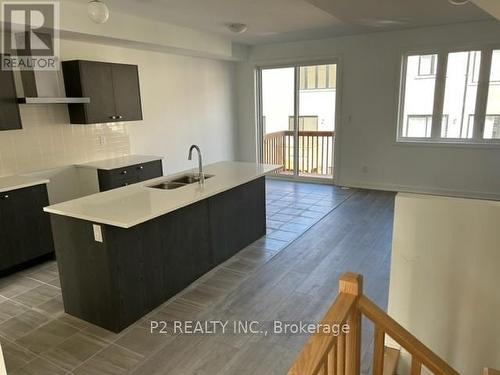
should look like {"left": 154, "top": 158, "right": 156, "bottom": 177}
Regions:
{"left": 395, "top": 139, "right": 500, "bottom": 149}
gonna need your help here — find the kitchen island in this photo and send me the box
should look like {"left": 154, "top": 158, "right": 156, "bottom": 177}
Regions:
{"left": 44, "top": 162, "right": 280, "bottom": 332}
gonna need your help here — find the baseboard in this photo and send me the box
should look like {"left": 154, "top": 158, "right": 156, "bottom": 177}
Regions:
{"left": 338, "top": 180, "right": 500, "bottom": 201}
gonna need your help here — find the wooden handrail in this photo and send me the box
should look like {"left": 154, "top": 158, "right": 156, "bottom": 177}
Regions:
{"left": 288, "top": 272, "right": 464, "bottom": 375}
{"left": 358, "top": 296, "right": 459, "bottom": 375}
{"left": 288, "top": 273, "right": 362, "bottom": 375}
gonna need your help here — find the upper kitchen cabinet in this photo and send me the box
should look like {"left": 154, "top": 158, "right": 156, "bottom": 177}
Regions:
{"left": 62, "top": 60, "right": 143, "bottom": 124}
{"left": 0, "top": 55, "right": 22, "bottom": 131}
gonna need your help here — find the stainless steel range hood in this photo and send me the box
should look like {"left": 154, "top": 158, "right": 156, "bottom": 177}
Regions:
{"left": 15, "top": 69, "right": 90, "bottom": 104}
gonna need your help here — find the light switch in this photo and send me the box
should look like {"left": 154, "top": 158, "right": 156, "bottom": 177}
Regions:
{"left": 93, "top": 224, "right": 103, "bottom": 242}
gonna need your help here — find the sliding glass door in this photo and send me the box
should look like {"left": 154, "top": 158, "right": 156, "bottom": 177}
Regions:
{"left": 259, "top": 62, "right": 338, "bottom": 181}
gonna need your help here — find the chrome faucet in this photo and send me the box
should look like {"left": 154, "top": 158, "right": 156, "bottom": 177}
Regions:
{"left": 188, "top": 144, "right": 205, "bottom": 185}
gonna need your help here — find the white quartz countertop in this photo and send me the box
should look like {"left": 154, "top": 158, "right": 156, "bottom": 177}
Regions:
{"left": 0, "top": 175, "right": 49, "bottom": 194}
{"left": 44, "top": 161, "right": 281, "bottom": 228}
{"left": 75, "top": 155, "right": 163, "bottom": 170}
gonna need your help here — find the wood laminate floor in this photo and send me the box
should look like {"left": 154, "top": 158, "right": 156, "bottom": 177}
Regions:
{"left": 0, "top": 179, "right": 395, "bottom": 374}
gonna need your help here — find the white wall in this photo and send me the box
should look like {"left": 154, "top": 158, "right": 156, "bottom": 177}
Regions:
{"left": 236, "top": 21, "right": 500, "bottom": 199}
{"left": 388, "top": 193, "right": 500, "bottom": 374}
{"left": 0, "top": 38, "right": 236, "bottom": 179}
{"left": 61, "top": 39, "right": 237, "bottom": 175}
{"left": 0, "top": 342, "right": 5, "bottom": 375}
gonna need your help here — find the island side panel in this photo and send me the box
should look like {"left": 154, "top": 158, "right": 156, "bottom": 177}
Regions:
{"left": 50, "top": 215, "right": 120, "bottom": 331}
{"left": 105, "top": 199, "right": 213, "bottom": 330}
{"left": 208, "top": 176, "right": 266, "bottom": 264}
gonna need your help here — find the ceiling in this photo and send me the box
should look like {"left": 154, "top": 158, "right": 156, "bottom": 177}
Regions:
{"left": 67, "top": 0, "right": 493, "bottom": 45}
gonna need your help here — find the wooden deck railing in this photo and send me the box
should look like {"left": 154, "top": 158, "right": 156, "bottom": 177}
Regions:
{"left": 263, "top": 130, "right": 334, "bottom": 176}
{"left": 288, "top": 272, "right": 462, "bottom": 375}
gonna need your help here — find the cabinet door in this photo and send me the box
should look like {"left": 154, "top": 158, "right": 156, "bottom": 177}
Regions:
{"left": 0, "top": 185, "right": 53, "bottom": 272}
{"left": 0, "top": 55, "right": 22, "bottom": 131}
{"left": 111, "top": 64, "right": 143, "bottom": 122}
{"left": 0, "top": 191, "right": 21, "bottom": 270}
{"left": 97, "top": 166, "right": 138, "bottom": 191}
{"left": 135, "top": 160, "right": 162, "bottom": 183}
{"left": 79, "top": 61, "right": 117, "bottom": 124}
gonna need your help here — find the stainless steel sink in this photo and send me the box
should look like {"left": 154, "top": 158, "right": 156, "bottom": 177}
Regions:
{"left": 147, "top": 174, "right": 214, "bottom": 190}
{"left": 171, "top": 174, "right": 213, "bottom": 184}
{"left": 149, "top": 181, "right": 187, "bottom": 190}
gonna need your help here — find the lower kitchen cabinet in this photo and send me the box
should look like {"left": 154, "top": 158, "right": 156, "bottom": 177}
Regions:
{"left": 50, "top": 177, "right": 266, "bottom": 332}
{"left": 98, "top": 159, "right": 163, "bottom": 191}
{"left": 0, "top": 184, "right": 54, "bottom": 272}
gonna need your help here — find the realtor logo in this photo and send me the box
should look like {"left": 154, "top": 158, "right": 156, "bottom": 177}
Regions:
{"left": 1, "top": 1, "right": 60, "bottom": 70}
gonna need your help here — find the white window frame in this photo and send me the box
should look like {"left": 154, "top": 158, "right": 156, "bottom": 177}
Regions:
{"left": 397, "top": 45, "right": 500, "bottom": 146}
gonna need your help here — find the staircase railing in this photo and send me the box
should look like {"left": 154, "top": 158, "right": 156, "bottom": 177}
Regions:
{"left": 288, "top": 272, "right": 461, "bottom": 375}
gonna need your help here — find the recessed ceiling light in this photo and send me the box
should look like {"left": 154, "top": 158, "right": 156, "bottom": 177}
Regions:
{"left": 226, "top": 23, "right": 248, "bottom": 34}
{"left": 448, "top": 0, "right": 470, "bottom": 5}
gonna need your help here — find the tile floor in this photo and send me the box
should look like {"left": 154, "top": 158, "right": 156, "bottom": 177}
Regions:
{"left": 0, "top": 179, "right": 355, "bottom": 374}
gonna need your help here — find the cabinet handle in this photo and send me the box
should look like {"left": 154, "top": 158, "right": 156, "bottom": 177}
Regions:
{"left": 138, "top": 165, "right": 144, "bottom": 170}
{"left": 121, "top": 170, "right": 128, "bottom": 175}
{"left": 1, "top": 194, "right": 9, "bottom": 199}
{"left": 117, "top": 115, "right": 124, "bottom": 120}
{"left": 109, "top": 115, "right": 117, "bottom": 120}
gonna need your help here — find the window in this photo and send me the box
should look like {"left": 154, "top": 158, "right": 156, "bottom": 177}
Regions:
{"left": 400, "top": 54, "right": 438, "bottom": 138}
{"left": 484, "top": 115, "right": 500, "bottom": 139}
{"left": 299, "top": 65, "right": 336, "bottom": 90}
{"left": 485, "top": 51, "right": 500, "bottom": 139}
{"left": 404, "top": 115, "right": 432, "bottom": 137}
{"left": 398, "top": 48, "right": 500, "bottom": 143}
{"left": 418, "top": 54, "right": 437, "bottom": 76}
{"left": 441, "top": 51, "right": 480, "bottom": 139}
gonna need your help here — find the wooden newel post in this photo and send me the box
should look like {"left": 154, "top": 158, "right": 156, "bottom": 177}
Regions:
{"left": 339, "top": 272, "right": 363, "bottom": 375}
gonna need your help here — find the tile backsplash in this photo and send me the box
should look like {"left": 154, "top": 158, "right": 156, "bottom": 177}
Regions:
{"left": 0, "top": 105, "right": 130, "bottom": 177}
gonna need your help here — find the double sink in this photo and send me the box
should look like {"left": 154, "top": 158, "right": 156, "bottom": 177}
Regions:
{"left": 148, "top": 173, "right": 214, "bottom": 190}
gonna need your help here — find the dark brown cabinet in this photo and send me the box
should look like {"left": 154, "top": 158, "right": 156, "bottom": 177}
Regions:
{"left": 0, "top": 184, "right": 54, "bottom": 272}
{"left": 0, "top": 55, "right": 22, "bottom": 131}
{"left": 97, "top": 159, "right": 163, "bottom": 191}
{"left": 62, "top": 60, "right": 143, "bottom": 124}
{"left": 50, "top": 177, "right": 266, "bottom": 332}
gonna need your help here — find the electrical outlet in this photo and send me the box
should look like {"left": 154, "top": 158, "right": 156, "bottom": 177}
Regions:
{"left": 97, "top": 135, "right": 106, "bottom": 146}
{"left": 362, "top": 165, "right": 369, "bottom": 173}
{"left": 93, "top": 224, "right": 103, "bottom": 242}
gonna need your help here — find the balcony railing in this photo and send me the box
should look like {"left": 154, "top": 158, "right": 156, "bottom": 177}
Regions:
{"left": 263, "top": 130, "right": 334, "bottom": 177}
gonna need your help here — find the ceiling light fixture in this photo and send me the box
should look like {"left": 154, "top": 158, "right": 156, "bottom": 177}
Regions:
{"left": 226, "top": 23, "right": 248, "bottom": 34}
{"left": 88, "top": 0, "right": 110, "bottom": 24}
{"left": 448, "top": 0, "right": 470, "bottom": 5}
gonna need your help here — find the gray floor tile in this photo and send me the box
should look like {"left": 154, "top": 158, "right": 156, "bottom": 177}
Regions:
{"left": 23, "top": 267, "right": 59, "bottom": 284}
{"left": 41, "top": 331, "right": 108, "bottom": 371}
{"left": 266, "top": 219, "right": 283, "bottom": 230}
{"left": 36, "top": 295, "right": 64, "bottom": 316}
{"left": 0, "top": 309, "right": 50, "bottom": 340}
{"left": 11, "top": 284, "right": 60, "bottom": 308}
{"left": 288, "top": 216, "right": 317, "bottom": 225}
{"left": 10, "top": 357, "right": 67, "bottom": 375}
{"left": 0, "top": 276, "right": 44, "bottom": 299}
{"left": 0, "top": 300, "right": 29, "bottom": 323}
{"left": 114, "top": 327, "right": 174, "bottom": 356}
{"left": 15, "top": 320, "right": 79, "bottom": 354}
{"left": 72, "top": 344, "right": 144, "bottom": 375}
{"left": 0, "top": 341, "right": 36, "bottom": 373}
{"left": 253, "top": 237, "right": 288, "bottom": 252}
{"left": 279, "top": 222, "right": 311, "bottom": 233}
{"left": 266, "top": 230, "right": 299, "bottom": 242}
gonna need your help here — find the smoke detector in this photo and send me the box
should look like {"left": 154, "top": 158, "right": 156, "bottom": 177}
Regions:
{"left": 448, "top": 0, "right": 470, "bottom": 5}
{"left": 226, "top": 23, "right": 248, "bottom": 34}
